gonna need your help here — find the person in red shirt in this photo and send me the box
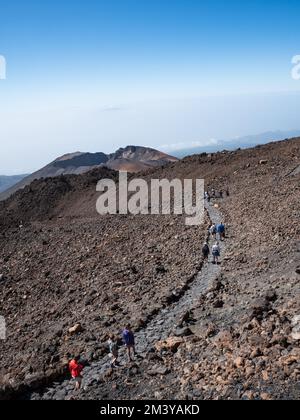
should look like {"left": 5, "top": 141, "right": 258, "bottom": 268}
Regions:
{"left": 69, "top": 356, "right": 84, "bottom": 391}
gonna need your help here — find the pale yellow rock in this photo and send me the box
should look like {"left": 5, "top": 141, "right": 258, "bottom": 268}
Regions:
{"left": 234, "top": 357, "right": 244, "bottom": 369}
{"left": 68, "top": 323, "right": 83, "bottom": 335}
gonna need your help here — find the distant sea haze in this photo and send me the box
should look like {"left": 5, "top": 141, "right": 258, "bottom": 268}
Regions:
{"left": 170, "top": 130, "right": 300, "bottom": 158}
{"left": 1, "top": 130, "right": 299, "bottom": 197}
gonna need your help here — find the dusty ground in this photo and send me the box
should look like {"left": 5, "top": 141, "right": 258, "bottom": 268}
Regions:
{"left": 0, "top": 138, "right": 299, "bottom": 400}
{"left": 0, "top": 169, "right": 207, "bottom": 397}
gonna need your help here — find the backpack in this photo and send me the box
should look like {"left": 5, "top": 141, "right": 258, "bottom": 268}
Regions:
{"left": 123, "top": 330, "right": 135, "bottom": 346}
{"left": 202, "top": 245, "right": 209, "bottom": 254}
{"left": 69, "top": 360, "right": 83, "bottom": 378}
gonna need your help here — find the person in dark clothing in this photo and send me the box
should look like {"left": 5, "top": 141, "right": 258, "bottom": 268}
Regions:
{"left": 202, "top": 242, "right": 210, "bottom": 260}
{"left": 209, "top": 223, "right": 217, "bottom": 239}
{"left": 217, "top": 222, "right": 226, "bottom": 240}
{"left": 108, "top": 334, "right": 119, "bottom": 368}
{"left": 122, "top": 324, "right": 136, "bottom": 362}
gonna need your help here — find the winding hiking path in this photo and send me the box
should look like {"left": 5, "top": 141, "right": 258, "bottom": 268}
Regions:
{"left": 30, "top": 202, "right": 226, "bottom": 400}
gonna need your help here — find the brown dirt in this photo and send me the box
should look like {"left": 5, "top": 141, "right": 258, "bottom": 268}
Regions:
{"left": 0, "top": 137, "right": 299, "bottom": 400}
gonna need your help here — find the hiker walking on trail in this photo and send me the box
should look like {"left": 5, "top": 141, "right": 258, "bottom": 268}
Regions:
{"left": 122, "top": 324, "right": 136, "bottom": 362}
{"left": 69, "top": 356, "right": 84, "bottom": 391}
{"left": 212, "top": 242, "right": 221, "bottom": 264}
{"left": 205, "top": 191, "right": 211, "bottom": 203}
{"left": 217, "top": 222, "right": 226, "bottom": 241}
{"left": 108, "top": 334, "right": 119, "bottom": 368}
{"left": 202, "top": 242, "right": 210, "bottom": 261}
{"left": 209, "top": 223, "right": 217, "bottom": 240}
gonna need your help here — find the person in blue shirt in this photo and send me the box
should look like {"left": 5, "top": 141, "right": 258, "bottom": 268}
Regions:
{"left": 217, "top": 223, "right": 226, "bottom": 241}
{"left": 122, "top": 324, "right": 136, "bottom": 362}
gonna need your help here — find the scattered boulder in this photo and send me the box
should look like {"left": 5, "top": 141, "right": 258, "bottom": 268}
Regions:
{"left": 260, "top": 393, "right": 272, "bottom": 400}
{"left": 177, "top": 311, "right": 192, "bottom": 327}
{"left": 291, "top": 315, "right": 300, "bottom": 341}
{"left": 250, "top": 298, "right": 270, "bottom": 319}
{"left": 68, "top": 324, "right": 83, "bottom": 335}
{"left": 190, "top": 323, "right": 216, "bottom": 339}
{"left": 213, "top": 299, "right": 224, "bottom": 309}
{"left": 250, "top": 347, "right": 262, "bottom": 358}
{"left": 148, "top": 365, "right": 170, "bottom": 376}
{"left": 234, "top": 357, "right": 244, "bottom": 369}
{"left": 174, "top": 327, "right": 193, "bottom": 337}
{"left": 280, "top": 354, "right": 298, "bottom": 366}
{"left": 155, "top": 337, "right": 184, "bottom": 353}
{"left": 209, "top": 279, "right": 223, "bottom": 292}
{"left": 156, "top": 265, "right": 167, "bottom": 274}
{"left": 213, "top": 330, "right": 234, "bottom": 351}
{"left": 265, "top": 291, "right": 278, "bottom": 303}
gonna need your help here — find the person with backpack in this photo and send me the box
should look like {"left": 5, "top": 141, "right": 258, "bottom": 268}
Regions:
{"left": 212, "top": 242, "right": 221, "bottom": 264}
{"left": 122, "top": 324, "right": 136, "bottom": 362}
{"left": 69, "top": 356, "right": 84, "bottom": 391}
{"left": 209, "top": 223, "right": 217, "bottom": 239}
{"left": 217, "top": 222, "right": 226, "bottom": 241}
{"left": 202, "top": 242, "right": 210, "bottom": 261}
{"left": 108, "top": 334, "right": 119, "bottom": 368}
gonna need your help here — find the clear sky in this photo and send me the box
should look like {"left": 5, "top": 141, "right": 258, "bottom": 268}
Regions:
{"left": 1, "top": 0, "right": 300, "bottom": 174}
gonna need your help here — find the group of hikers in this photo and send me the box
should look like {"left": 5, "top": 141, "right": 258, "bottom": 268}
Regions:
{"left": 68, "top": 324, "right": 136, "bottom": 390}
{"left": 67, "top": 188, "right": 229, "bottom": 392}
{"left": 69, "top": 220, "right": 227, "bottom": 391}
{"left": 108, "top": 324, "right": 136, "bottom": 367}
{"left": 205, "top": 187, "right": 229, "bottom": 202}
{"left": 203, "top": 187, "right": 228, "bottom": 264}
{"left": 202, "top": 222, "right": 226, "bottom": 264}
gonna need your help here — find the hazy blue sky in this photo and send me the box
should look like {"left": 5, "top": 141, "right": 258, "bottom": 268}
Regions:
{"left": 1, "top": 0, "right": 300, "bottom": 174}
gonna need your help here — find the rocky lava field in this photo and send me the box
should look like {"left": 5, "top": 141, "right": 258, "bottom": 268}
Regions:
{"left": 0, "top": 138, "right": 299, "bottom": 400}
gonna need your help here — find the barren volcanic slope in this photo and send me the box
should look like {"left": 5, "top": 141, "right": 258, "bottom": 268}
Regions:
{"left": 0, "top": 167, "right": 207, "bottom": 398}
{"left": 0, "top": 146, "right": 178, "bottom": 201}
{"left": 0, "top": 138, "right": 299, "bottom": 400}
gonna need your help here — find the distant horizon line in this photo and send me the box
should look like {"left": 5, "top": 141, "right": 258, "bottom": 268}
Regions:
{"left": 1, "top": 129, "right": 300, "bottom": 176}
